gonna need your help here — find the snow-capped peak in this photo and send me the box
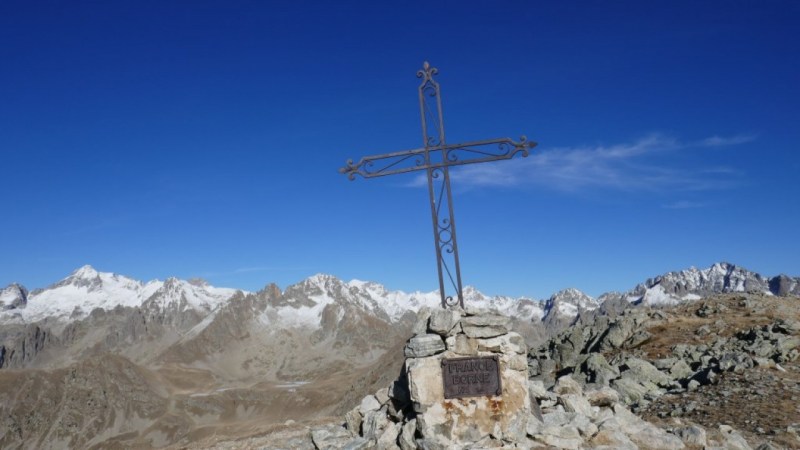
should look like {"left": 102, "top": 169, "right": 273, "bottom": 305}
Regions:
{"left": 0, "top": 283, "right": 28, "bottom": 311}
{"left": 70, "top": 264, "right": 100, "bottom": 280}
{"left": 544, "top": 288, "right": 598, "bottom": 318}
{"left": 631, "top": 262, "right": 772, "bottom": 305}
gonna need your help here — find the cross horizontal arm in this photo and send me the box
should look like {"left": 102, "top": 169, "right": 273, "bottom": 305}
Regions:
{"left": 339, "top": 136, "right": 537, "bottom": 180}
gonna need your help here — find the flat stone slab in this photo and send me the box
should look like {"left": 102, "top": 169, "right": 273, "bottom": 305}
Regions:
{"left": 404, "top": 334, "right": 446, "bottom": 358}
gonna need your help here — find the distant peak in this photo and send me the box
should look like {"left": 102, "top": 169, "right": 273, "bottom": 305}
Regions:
{"left": 551, "top": 287, "right": 590, "bottom": 299}
{"left": 187, "top": 278, "right": 209, "bottom": 287}
{"left": 71, "top": 265, "right": 100, "bottom": 279}
{"left": 307, "top": 273, "right": 341, "bottom": 284}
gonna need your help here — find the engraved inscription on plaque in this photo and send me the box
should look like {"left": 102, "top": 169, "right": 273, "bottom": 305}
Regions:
{"left": 441, "top": 356, "right": 502, "bottom": 399}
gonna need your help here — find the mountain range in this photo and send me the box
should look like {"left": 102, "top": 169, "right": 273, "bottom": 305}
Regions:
{"left": 2, "top": 262, "right": 798, "bottom": 331}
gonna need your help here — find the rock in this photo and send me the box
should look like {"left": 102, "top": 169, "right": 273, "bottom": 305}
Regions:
{"left": 342, "top": 437, "right": 372, "bottom": 450}
{"left": 476, "top": 332, "right": 526, "bottom": 355}
{"left": 461, "top": 314, "right": 511, "bottom": 328}
{"left": 719, "top": 352, "right": 753, "bottom": 372}
{"left": 554, "top": 375, "right": 583, "bottom": 396}
{"left": 569, "top": 413, "right": 598, "bottom": 438}
{"left": 398, "top": 419, "right": 416, "bottom": 450}
{"left": 428, "top": 309, "right": 461, "bottom": 336}
{"left": 362, "top": 408, "right": 390, "bottom": 441}
{"left": 531, "top": 424, "right": 583, "bottom": 449}
{"left": 463, "top": 304, "right": 491, "bottom": 316}
{"left": 582, "top": 353, "right": 620, "bottom": 385}
{"left": 777, "top": 336, "right": 800, "bottom": 353}
{"left": 413, "top": 307, "right": 432, "bottom": 335}
{"left": 595, "top": 318, "right": 637, "bottom": 352}
{"left": 653, "top": 357, "right": 678, "bottom": 370}
{"left": 625, "top": 329, "right": 653, "bottom": 347}
{"left": 376, "top": 422, "right": 401, "bottom": 450}
{"left": 669, "top": 360, "right": 693, "bottom": 380}
{"left": 506, "top": 353, "right": 529, "bottom": 371}
{"left": 460, "top": 314, "right": 511, "bottom": 338}
{"left": 344, "top": 406, "right": 362, "bottom": 435}
{"left": 719, "top": 424, "right": 752, "bottom": 450}
{"left": 404, "top": 334, "right": 445, "bottom": 358}
{"left": 359, "top": 395, "right": 381, "bottom": 415}
{"left": 620, "top": 357, "right": 673, "bottom": 387}
{"left": 559, "top": 394, "right": 594, "bottom": 418}
{"left": 675, "top": 424, "right": 707, "bottom": 447}
{"left": 311, "top": 425, "right": 354, "bottom": 449}
{"left": 375, "top": 387, "right": 391, "bottom": 406}
{"left": 590, "top": 429, "right": 638, "bottom": 449}
{"left": 773, "top": 318, "right": 800, "bottom": 334}
{"left": 585, "top": 386, "right": 620, "bottom": 407}
{"left": 600, "top": 405, "right": 684, "bottom": 449}
{"left": 446, "top": 334, "right": 477, "bottom": 355}
{"left": 461, "top": 325, "right": 509, "bottom": 339}
{"left": 528, "top": 380, "right": 548, "bottom": 399}
{"left": 612, "top": 377, "right": 654, "bottom": 404}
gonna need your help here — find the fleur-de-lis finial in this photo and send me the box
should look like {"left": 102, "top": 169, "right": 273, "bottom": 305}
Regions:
{"left": 417, "top": 61, "right": 438, "bottom": 80}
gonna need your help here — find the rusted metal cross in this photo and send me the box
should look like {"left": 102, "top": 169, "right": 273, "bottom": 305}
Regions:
{"left": 339, "top": 62, "right": 536, "bottom": 309}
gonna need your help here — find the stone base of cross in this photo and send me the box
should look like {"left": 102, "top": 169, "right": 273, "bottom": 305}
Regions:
{"left": 340, "top": 62, "right": 536, "bottom": 308}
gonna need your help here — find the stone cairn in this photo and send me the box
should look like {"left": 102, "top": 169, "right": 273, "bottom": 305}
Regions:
{"left": 311, "top": 306, "right": 530, "bottom": 449}
{"left": 309, "top": 303, "right": 774, "bottom": 449}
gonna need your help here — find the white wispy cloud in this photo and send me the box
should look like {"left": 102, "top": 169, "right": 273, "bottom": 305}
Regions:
{"left": 697, "top": 134, "right": 756, "bottom": 147}
{"left": 662, "top": 200, "right": 706, "bottom": 209}
{"left": 198, "top": 266, "right": 310, "bottom": 277}
{"left": 407, "top": 133, "right": 752, "bottom": 193}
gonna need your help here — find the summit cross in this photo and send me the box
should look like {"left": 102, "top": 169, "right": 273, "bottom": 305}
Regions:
{"left": 339, "top": 62, "right": 537, "bottom": 309}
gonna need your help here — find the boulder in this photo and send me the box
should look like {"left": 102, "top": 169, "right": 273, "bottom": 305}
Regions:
{"left": 582, "top": 353, "right": 620, "bottom": 385}
{"left": 585, "top": 386, "right": 620, "bottom": 407}
{"left": 554, "top": 375, "right": 583, "bottom": 396}
{"left": 620, "top": 357, "right": 673, "bottom": 387}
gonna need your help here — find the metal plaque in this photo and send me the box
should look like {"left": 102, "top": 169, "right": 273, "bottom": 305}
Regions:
{"left": 442, "top": 356, "right": 502, "bottom": 399}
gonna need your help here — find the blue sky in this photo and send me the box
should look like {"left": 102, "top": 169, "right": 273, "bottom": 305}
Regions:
{"left": 2, "top": 1, "right": 798, "bottom": 299}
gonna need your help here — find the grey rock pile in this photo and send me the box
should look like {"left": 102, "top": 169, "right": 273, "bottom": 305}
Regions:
{"left": 528, "top": 305, "right": 800, "bottom": 414}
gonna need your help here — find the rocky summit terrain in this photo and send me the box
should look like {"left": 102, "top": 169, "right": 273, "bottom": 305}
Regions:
{"left": 0, "top": 262, "right": 798, "bottom": 448}
{"left": 195, "top": 291, "right": 799, "bottom": 450}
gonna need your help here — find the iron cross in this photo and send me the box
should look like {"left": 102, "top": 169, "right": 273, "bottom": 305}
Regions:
{"left": 339, "top": 62, "right": 536, "bottom": 309}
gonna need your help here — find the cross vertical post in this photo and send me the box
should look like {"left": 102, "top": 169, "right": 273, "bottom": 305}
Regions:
{"left": 339, "top": 62, "right": 537, "bottom": 309}
{"left": 418, "top": 62, "right": 465, "bottom": 308}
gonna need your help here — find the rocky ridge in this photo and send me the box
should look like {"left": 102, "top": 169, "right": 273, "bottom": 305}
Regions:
{"left": 527, "top": 292, "right": 800, "bottom": 448}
